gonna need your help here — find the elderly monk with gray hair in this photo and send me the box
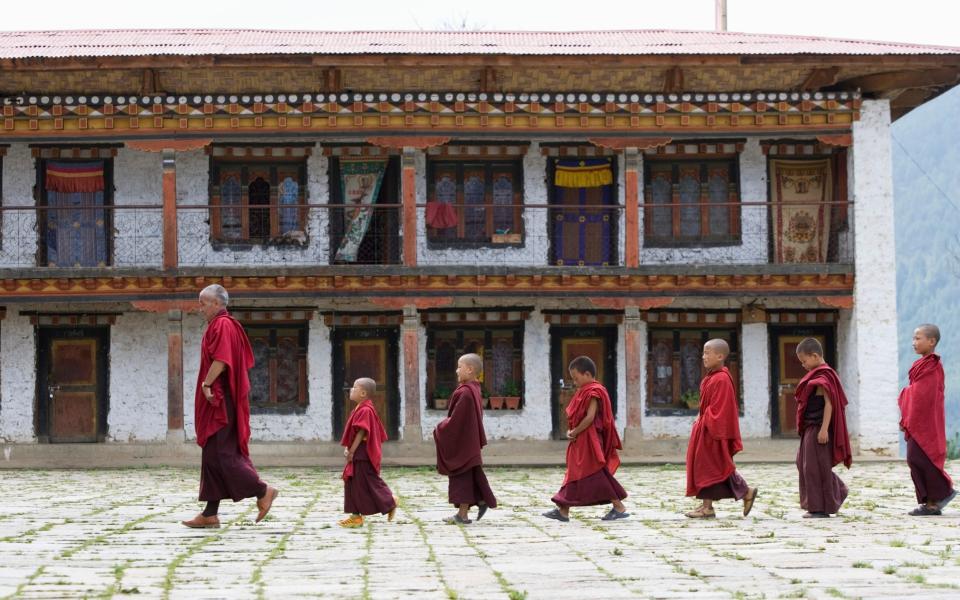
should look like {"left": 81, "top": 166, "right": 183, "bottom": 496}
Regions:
{"left": 181, "top": 284, "right": 278, "bottom": 528}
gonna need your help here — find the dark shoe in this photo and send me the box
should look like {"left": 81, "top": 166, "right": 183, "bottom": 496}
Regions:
{"left": 542, "top": 508, "right": 570, "bottom": 522}
{"left": 601, "top": 508, "right": 630, "bottom": 521}
{"left": 181, "top": 514, "right": 220, "bottom": 529}
{"left": 476, "top": 502, "right": 488, "bottom": 521}
{"left": 909, "top": 505, "right": 942, "bottom": 516}
{"left": 256, "top": 486, "right": 279, "bottom": 523}
{"left": 802, "top": 511, "right": 829, "bottom": 519}
{"left": 743, "top": 487, "right": 759, "bottom": 517}
{"left": 444, "top": 514, "right": 472, "bottom": 525}
{"left": 936, "top": 490, "right": 957, "bottom": 511}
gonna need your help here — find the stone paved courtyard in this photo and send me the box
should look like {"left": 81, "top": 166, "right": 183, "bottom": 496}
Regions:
{"left": 1, "top": 462, "right": 959, "bottom": 599}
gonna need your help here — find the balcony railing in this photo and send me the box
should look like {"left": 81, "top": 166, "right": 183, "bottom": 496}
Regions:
{"left": 0, "top": 199, "right": 852, "bottom": 270}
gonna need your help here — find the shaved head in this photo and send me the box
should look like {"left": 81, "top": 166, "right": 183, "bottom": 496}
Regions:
{"left": 459, "top": 353, "right": 483, "bottom": 376}
{"left": 200, "top": 283, "right": 229, "bottom": 306}
{"left": 916, "top": 324, "right": 941, "bottom": 345}
{"left": 704, "top": 338, "right": 730, "bottom": 357}
{"left": 354, "top": 377, "right": 377, "bottom": 397}
{"left": 796, "top": 337, "right": 824, "bottom": 357}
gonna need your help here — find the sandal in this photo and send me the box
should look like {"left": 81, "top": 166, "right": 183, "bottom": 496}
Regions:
{"left": 542, "top": 508, "right": 570, "bottom": 522}
{"left": 684, "top": 506, "right": 716, "bottom": 519}
{"left": 743, "top": 487, "right": 759, "bottom": 517}
{"left": 908, "top": 505, "right": 942, "bottom": 516}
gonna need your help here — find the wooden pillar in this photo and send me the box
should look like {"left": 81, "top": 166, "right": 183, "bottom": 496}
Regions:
{"left": 162, "top": 149, "right": 179, "bottom": 270}
{"left": 401, "top": 147, "right": 418, "bottom": 267}
{"left": 167, "top": 309, "right": 184, "bottom": 442}
{"left": 623, "top": 306, "right": 643, "bottom": 441}
{"left": 623, "top": 147, "right": 640, "bottom": 268}
{"left": 401, "top": 305, "right": 423, "bottom": 441}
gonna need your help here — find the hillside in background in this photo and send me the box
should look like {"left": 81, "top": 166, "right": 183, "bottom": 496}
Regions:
{"left": 892, "top": 85, "right": 960, "bottom": 439}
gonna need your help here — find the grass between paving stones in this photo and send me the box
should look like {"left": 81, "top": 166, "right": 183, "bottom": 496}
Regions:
{"left": 249, "top": 489, "right": 323, "bottom": 600}
{"left": 161, "top": 505, "right": 257, "bottom": 600}
{"left": 403, "top": 498, "right": 460, "bottom": 600}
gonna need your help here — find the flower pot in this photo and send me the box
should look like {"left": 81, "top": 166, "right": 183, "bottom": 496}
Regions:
{"left": 434, "top": 397, "right": 448, "bottom": 410}
{"left": 504, "top": 396, "right": 521, "bottom": 410}
{"left": 491, "top": 233, "right": 522, "bottom": 244}
{"left": 489, "top": 396, "right": 506, "bottom": 410}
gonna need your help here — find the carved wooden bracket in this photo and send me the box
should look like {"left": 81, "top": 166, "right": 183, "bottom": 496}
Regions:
{"left": 588, "top": 297, "right": 674, "bottom": 310}
{"left": 126, "top": 139, "right": 212, "bottom": 152}
{"left": 816, "top": 295, "right": 854, "bottom": 309}
{"left": 815, "top": 134, "right": 852, "bottom": 148}
{"left": 369, "top": 297, "right": 454, "bottom": 310}
{"left": 588, "top": 137, "right": 672, "bottom": 151}
{"left": 366, "top": 136, "right": 451, "bottom": 151}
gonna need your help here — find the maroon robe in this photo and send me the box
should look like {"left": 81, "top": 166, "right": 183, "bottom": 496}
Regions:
{"left": 552, "top": 382, "right": 626, "bottom": 507}
{"left": 434, "top": 381, "right": 497, "bottom": 508}
{"left": 195, "top": 310, "right": 265, "bottom": 503}
{"left": 899, "top": 354, "right": 954, "bottom": 504}
{"left": 686, "top": 367, "right": 747, "bottom": 498}
{"left": 341, "top": 400, "right": 396, "bottom": 516}
{"left": 794, "top": 363, "right": 851, "bottom": 514}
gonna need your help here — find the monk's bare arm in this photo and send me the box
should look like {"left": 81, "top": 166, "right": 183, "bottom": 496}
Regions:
{"left": 345, "top": 429, "right": 366, "bottom": 459}
{"left": 201, "top": 360, "right": 227, "bottom": 402}
{"left": 818, "top": 386, "right": 833, "bottom": 445}
{"left": 568, "top": 398, "right": 599, "bottom": 440}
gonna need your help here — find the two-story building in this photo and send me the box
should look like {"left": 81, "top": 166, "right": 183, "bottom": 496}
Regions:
{"left": 1, "top": 29, "right": 956, "bottom": 461}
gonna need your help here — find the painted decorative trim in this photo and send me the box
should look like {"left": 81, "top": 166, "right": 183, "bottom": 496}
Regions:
{"left": 321, "top": 145, "right": 396, "bottom": 157}
{"left": 0, "top": 91, "right": 861, "bottom": 137}
{"left": 205, "top": 145, "right": 312, "bottom": 158}
{"left": 30, "top": 146, "right": 118, "bottom": 158}
{"left": 644, "top": 141, "right": 744, "bottom": 157}
{"left": 642, "top": 310, "right": 741, "bottom": 325}
{"left": 27, "top": 313, "right": 118, "bottom": 325}
{"left": 427, "top": 144, "right": 528, "bottom": 157}
{"left": 767, "top": 310, "right": 838, "bottom": 324}
{"left": 232, "top": 309, "right": 315, "bottom": 322}
{"left": 322, "top": 312, "right": 402, "bottom": 327}
{"left": 543, "top": 312, "right": 623, "bottom": 325}
{"left": 761, "top": 139, "right": 848, "bottom": 156}
{"left": 540, "top": 144, "right": 616, "bottom": 157}
{"left": 127, "top": 139, "right": 212, "bottom": 152}
{"left": 422, "top": 310, "right": 530, "bottom": 324}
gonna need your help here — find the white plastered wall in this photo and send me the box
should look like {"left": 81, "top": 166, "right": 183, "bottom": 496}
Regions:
{"left": 0, "top": 144, "right": 38, "bottom": 267}
{"left": 113, "top": 148, "right": 162, "bottom": 267}
{"left": 0, "top": 312, "right": 37, "bottom": 442}
{"left": 107, "top": 312, "right": 167, "bottom": 441}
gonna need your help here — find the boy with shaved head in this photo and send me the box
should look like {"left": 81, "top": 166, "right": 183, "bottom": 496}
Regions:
{"left": 433, "top": 353, "right": 498, "bottom": 524}
{"left": 339, "top": 377, "right": 398, "bottom": 528}
{"left": 794, "top": 337, "right": 852, "bottom": 518}
{"left": 685, "top": 339, "right": 758, "bottom": 519}
{"left": 899, "top": 324, "right": 955, "bottom": 516}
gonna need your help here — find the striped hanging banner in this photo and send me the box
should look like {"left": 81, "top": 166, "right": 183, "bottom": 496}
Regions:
{"left": 45, "top": 161, "right": 105, "bottom": 193}
{"left": 554, "top": 158, "right": 613, "bottom": 188}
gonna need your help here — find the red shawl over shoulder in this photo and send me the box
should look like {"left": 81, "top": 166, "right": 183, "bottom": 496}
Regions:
{"left": 564, "top": 381, "right": 622, "bottom": 485}
{"left": 795, "top": 363, "right": 853, "bottom": 469}
{"left": 340, "top": 399, "right": 389, "bottom": 480}
{"left": 194, "top": 310, "right": 255, "bottom": 456}
{"left": 899, "top": 354, "right": 951, "bottom": 485}
{"left": 686, "top": 367, "right": 742, "bottom": 496}
{"left": 434, "top": 381, "right": 487, "bottom": 476}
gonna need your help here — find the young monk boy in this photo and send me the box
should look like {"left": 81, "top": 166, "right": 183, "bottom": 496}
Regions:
{"left": 685, "top": 339, "right": 758, "bottom": 519}
{"left": 898, "top": 324, "right": 956, "bottom": 516}
{"left": 433, "top": 353, "right": 498, "bottom": 524}
{"left": 794, "top": 337, "right": 852, "bottom": 518}
{"left": 339, "top": 377, "right": 398, "bottom": 528}
{"left": 543, "top": 356, "right": 628, "bottom": 522}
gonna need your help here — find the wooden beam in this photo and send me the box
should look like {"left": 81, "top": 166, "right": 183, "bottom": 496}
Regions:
{"left": 324, "top": 67, "right": 342, "bottom": 92}
{"left": 890, "top": 88, "right": 934, "bottom": 119}
{"left": 800, "top": 66, "right": 840, "bottom": 91}
{"left": 480, "top": 66, "right": 499, "bottom": 92}
{"left": 663, "top": 66, "right": 684, "bottom": 93}
{"left": 836, "top": 67, "right": 960, "bottom": 93}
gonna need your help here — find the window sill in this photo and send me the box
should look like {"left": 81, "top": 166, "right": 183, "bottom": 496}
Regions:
{"left": 426, "top": 408, "right": 525, "bottom": 414}
{"left": 211, "top": 238, "right": 310, "bottom": 251}
{"left": 644, "top": 239, "right": 743, "bottom": 249}
{"left": 426, "top": 240, "right": 526, "bottom": 251}
{"left": 645, "top": 408, "right": 745, "bottom": 417}
{"left": 250, "top": 404, "right": 309, "bottom": 416}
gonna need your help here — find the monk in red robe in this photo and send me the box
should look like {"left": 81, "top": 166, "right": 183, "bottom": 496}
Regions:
{"left": 794, "top": 337, "right": 852, "bottom": 518}
{"left": 543, "top": 356, "right": 628, "bottom": 522}
{"left": 685, "top": 339, "right": 758, "bottom": 519}
{"left": 340, "top": 377, "right": 398, "bottom": 528}
{"left": 181, "top": 284, "right": 278, "bottom": 528}
{"left": 434, "top": 353, "right": 497, "bottom": 524}
{"left": 899, "top": 324, "right": 955, "bottom": 516}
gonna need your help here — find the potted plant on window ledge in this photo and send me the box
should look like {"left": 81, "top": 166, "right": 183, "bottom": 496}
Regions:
{"left": 680, "top": 390, "right": 701, "bottom": 411}
{"left": 491, "top": 228, "right": 522, "bottom": 245}
{"left": 503, "top": 380, "right": 522, "bottom": 410}
{"left": 488, "top": 387, "right": 505, "bottom": 410}
{"left": 481, "top": 387, "right": 491, "bottom": 409}
{"left": 433, "top": 385, "right": 451, "bottom": 410}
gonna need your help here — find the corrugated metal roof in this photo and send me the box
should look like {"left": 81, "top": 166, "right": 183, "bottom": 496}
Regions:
{"left": 0, "top": 29, "right": 957, "bottom": 59}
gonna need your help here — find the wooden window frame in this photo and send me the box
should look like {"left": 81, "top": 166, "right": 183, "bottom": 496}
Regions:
{"left": 643, "top": 156, "right": 741, "bottom": 247}
{"left": 425, "top": 323, "right": 525, "bottom": 410}
{"left": 242, "top": 322, "right": 309, "bottom": 414}
{"left": 426, "top": 157, "right": 524, "bottom": 248}
{"left": 645, "top": 326, "right": 741, "bottom": 415}
{"left": 208, "top": 158, "right": 308, "bottom": 246}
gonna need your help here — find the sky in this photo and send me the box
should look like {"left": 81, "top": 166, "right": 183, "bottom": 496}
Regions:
{"left": 0, "top": 0, "right": 957, "bottom": 47}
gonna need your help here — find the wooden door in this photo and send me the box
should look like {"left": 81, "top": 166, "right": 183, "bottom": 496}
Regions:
{"left": 332, "top": 328, "right": 399, "bottom": 440}
{"left": 770, "top": 328, "right": 834, "bottom": 437}
{"left": 37, "top": 327, "right": 109, "bottom": 443}
{"left": 550, "top": 327, "right": 617, "bottom": 440}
